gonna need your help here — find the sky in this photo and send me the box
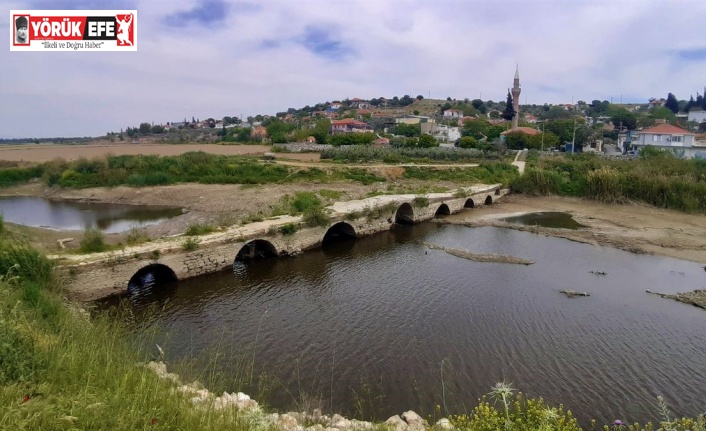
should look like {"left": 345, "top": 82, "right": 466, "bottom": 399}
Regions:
{"left": 2, "top": 0, "right": 706, "bottom": 139}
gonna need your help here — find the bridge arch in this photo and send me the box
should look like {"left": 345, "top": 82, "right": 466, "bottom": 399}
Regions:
{"left": 395, "top": 203, "right": 415, "bottom": 224}
{"left": 484, "top": 195, "right": 493, "bottom": 205}
{"left": 435, "top": 203, "right": 451, "bottom": 216}
{"left": 235, "top": 239, "right": 278, "bottom": 262}
{"left": 495, "top": 188, "right": 501, "bottom": 196}
{"left": 323, "top": 222, "right": 357, "bottom": 245}
{"left": 127, "top": 263, "right": 177, "bottom": 294}
{"left": 464, "top": 198, "right": 475, "bottom": 208}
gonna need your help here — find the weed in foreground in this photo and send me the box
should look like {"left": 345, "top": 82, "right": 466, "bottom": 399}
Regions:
{"left": 79, "top": 226, "right": 107, "bottom": 253}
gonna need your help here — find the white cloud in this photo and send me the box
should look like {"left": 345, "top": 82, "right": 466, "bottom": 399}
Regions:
{"left": 2, "top": 0, "right": 706, "bottom": 138}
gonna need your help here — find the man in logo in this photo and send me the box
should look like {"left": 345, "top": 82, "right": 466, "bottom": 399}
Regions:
{"left": 15, "top": 16, "right": 29, "bottom": 44}
{"left": 116, "top": 13, "right": 133, "bottom": 46}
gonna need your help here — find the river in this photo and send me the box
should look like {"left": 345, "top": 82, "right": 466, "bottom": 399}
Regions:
{"left": 100, "top": 222, "right": 706, "bottom": 425}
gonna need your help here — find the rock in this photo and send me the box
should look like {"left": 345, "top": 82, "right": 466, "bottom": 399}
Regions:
{"left": 305, "top": 425, "right": 325, "bottom": 431}
{"left": 279, "top": 413, "right": 299, "bottom": 431}
{"left": 434, "top": 418, "right": 453, "bottom": 431}
{"left": 331, "top": 414, "right": 352, "bottom": 429}
{"left": 266, "top": 413, "right": 280, "bottom": 424}
{"left": 385, "top": 415, "right": 408, "bottom": 431}
{"left": 350, "top": 419, "right": 374, "bottom": 430}
{"left": 402, "top": 411, "right": 427, "bottom": 431}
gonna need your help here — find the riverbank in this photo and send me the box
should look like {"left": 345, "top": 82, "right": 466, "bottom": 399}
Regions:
{"left": 444, "top": 194, "right": 706, "bottom": 265}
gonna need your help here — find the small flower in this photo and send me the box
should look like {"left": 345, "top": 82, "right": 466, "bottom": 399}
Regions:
{"left": 151, "top": 417, "right": 158, "bottom": 425}
{"left": 22, "top": 395, "right": 30, "bottom": 403}
{"left": 614, "top": 420, "right": 623, "bottom": 426}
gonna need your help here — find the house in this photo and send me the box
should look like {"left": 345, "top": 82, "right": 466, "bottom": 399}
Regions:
{"left": 524, "top": 114, "right": 538, "bottom": 124}
{"left": 629, "top": 123, "right": 700, "bottom": 157}
{"left": 330, "top": 101, "right": 342, "bottom": 110}
{"left": 350, "top": 98, "right": 369, "bottom": 109}
{"left": 251, "top": 125, "right": 268, "bottom": 139}
{"left": 424, "top": 124, "right": 460, "bottom": 143}
{"left": 688, "top": 110, "right": 706, "bottom": 124}
{"left": 500, "top": 127, "right": 540, "bottom": 137}
{"left": 648, "top": 98, "right": 666, "bottom": 108}
{"left": 443, "top": 109, "right": 463, "bottom": 119}
{"left": 330, "top": 118, "right": 373, "bottom": 134}
{"left": 395, "top": 115, "right": 431, "bottom": 125}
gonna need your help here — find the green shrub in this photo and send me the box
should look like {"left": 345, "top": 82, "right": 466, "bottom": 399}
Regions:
{"left": 279, "top": 222, "right": 300, "bottom": 235}
{"left": 181, "top": 237, "right": 199, "bottom": 251}
{"left": 318, "top": 189, "right": 343, "bottom": 200}
{"left": 413, "top": 196, "right": 430, "bottom": 207}
{"left": 0, "top": 317, "right": 42, "bottom": 385}
{"left": 302, "top": 207, "right": 330, "bottom": 227}
{"left": 184, "top": 223, "right": 215, "bottom": 236}
{"left": 79, "top": 227, "right": 107, "bottom": 253}
{"left": 344, "top": 169, "right": 385, "bottom": 185}
{"left": 290, "top": 192, "right": 322, "bottom": 214}
{"left": 0, "top": 213, "right": 4, "bottom": 235}
{"left": 125, "top": 225, "right": 150, "bottom": 245}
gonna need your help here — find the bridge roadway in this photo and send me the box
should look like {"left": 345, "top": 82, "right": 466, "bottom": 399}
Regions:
{"left": 56, "top": 184, "right": 506, "bottom": 301}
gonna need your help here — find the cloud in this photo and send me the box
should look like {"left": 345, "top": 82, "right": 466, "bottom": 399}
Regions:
{"left": 295, "top": 25, "right": 354, "bottom": 61}
{"left": 163, "top": 0, "right": 230, "bottom": 27}
{"left": 3, "top": 0, "right": 706, "bottom": 138}
{"left": 675, "top": 48, "right": 706, "bottom": 61}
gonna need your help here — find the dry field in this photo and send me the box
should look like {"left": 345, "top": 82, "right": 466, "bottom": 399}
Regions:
{"left": 0, "top": 143, "right": 320, "bottom": 162}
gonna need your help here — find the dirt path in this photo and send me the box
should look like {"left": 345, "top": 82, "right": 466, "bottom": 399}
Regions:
{"left": 444, "top": 194, "right": 706, "bottom": 264}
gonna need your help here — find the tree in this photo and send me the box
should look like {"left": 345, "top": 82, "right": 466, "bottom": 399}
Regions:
{"left": 139, "top": 123, "right": 151, "bottom": 134}
{"left": 502, "top": 90, "right": 515, "bottom": 121}
{"left": 650, "top": 107, "right": 676, "bottom": 123}
{"left": 416, "top": 95, "right": 424, "bottom": 100}
{"left": 418, "top": 134, "right": 437, "bottom": 148}
{"left": 413, "top": 110, "right": 420, "bottom": 115}
{"left": 458, "top": 136, "right": 477, "bottom": 149}
{"left": 665, "top": 92, "right": 679, "bottom": 113}
{"left": 609, "top": 108, "right": 637, "bottom": 131}
{"left": 394, "top": 122, "right": 421, "bottom": 137}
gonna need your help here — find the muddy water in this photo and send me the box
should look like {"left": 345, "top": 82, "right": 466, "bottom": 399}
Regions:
{"left": 103, "top": 224, "right": 706, "bottom": 425}
{"left": 502, "top": 211, "right": 587, "bottom": 229}
{"left": 0, "top": 196, "right": 182, "bottom": 233}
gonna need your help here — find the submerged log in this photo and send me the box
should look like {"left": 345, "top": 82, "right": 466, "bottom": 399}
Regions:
{"left": 646, "top": 289, "right": 706, "bottom": 310}
{"left": 424, "top": 242, "right": 534, "bottom": 265}
{"left": 559, "top": 289, "right": 590, "bottom": 298}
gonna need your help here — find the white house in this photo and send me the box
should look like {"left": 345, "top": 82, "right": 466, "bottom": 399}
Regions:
{"left": 628, "top": 123, "right": 706, "bottom": 158}
{"left": 443, "top": 109, "right": 463, "bottom": 119}
{"left": 688, "top": 110, "right": 706, "bottom": 123}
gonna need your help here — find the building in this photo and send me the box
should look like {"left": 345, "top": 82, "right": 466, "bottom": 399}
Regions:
{"left": 330, "top": 118, "right": 372, "bottom": 134}
{"left": 500, "top": 127, "right": 540, "bottom": 138}
{"left": 250, "top": 125, "right": 268, "bottom": 139}
{"left": 443, "top": 109, "right": 463, "bottom": 119}
{"left": 330, "top": 101, "right": 342, "bottom": 110}
{"left": 395, "top": 115, "right": 432, "bottom": 125}
{"left": 688, "top": 110, "right": 706, "bottom": 123}
{"left": 511, "top": 65, "right": 521, "bottom": 130}
{"left": 628, "top": 123, "right": 706, "bottom": 158}
{"left": 648, "top": 98, "right": 666, "bottom": 108}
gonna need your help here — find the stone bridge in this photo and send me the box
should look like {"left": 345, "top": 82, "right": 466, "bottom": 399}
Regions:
{"left": 57, "top": 184, "right": 507, "bottom": 301}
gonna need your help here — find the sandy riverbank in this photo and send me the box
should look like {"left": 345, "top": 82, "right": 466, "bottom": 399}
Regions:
{"left": 443, "top": 194, "right": 706, "bottom": 265}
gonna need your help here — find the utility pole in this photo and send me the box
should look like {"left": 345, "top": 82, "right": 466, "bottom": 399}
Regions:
{"left": 571, "top": 116, "right": 577, "bottom": 154}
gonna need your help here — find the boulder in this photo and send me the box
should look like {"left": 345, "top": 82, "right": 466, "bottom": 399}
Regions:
{"left": 385, "top": 415, "right": 408, "bottom": 431}
{"left": 434, "top": 418, "right": 453, "bottom": 431}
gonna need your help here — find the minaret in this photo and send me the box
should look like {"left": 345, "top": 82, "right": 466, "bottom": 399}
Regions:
{"left": 511, "top": 64, "right": 521, "bottom": 130}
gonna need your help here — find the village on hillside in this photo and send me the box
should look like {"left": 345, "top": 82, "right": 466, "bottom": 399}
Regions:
{"left": 108, "top": 69, "right": 706, "bottom": 159}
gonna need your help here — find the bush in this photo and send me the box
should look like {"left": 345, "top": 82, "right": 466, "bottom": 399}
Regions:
{"left": 413, "top": 196, "right": 430, "bottom": 207}
{"left": 184, "top": 223, "right": 215, "bottom": 236}
{"left": 302, "top": 207, "right": 330, "bottom": 227}
{"left": 279, "top": 222, "right": 300, "bottom": 235}
{"left": 79, "top": 227, "right": 107, "bottom": 253}
{"left": 290, "top": 192, "right": 322, "bottom": 214}
{"left": 181, "top": 237, "right": 199, "bottom": 251}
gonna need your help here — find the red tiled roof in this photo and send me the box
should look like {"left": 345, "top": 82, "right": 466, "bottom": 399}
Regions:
{"left": 331, "top": 118, "right": 368, "bottom": 126}
{"left": 351, "top": 98, "right": 364, "bottom": 101}
{"left": 501, "top": 127, "right": 540, "bottom": 136}
{"left": 640, "top": 124, "right": 694, "bottom": 135}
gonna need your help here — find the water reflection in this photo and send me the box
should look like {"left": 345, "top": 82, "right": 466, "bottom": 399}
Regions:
{"left": 502, "top": 211, "right": 587, "bottom": 229}
{"left": 99, "top": 224, "right": 706, "bottom": 425}
{"left": 0, "top": 196, "right": 183, "bottom": 232}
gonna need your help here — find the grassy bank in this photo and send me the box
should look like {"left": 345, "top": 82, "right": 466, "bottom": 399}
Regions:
{"left": 0, "top": 232, "right": 262, "bottom": 429}
{"left": 0, "top": 152, "right": 387, "bottom": 189}
{"left": 511, "top": 151, "right": 706, "bottom": 213}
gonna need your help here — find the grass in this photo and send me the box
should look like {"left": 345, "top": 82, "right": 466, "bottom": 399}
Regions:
{"left": 279, "top": 223, "right": 300, "bottom": 235}
{"left": 185, "top": 222, "right": 216, "bottom": 236}
{"left": 320, "top": 145, "right": 505, "bottom": 163}
{"left": 79, "top": 226, "right": 107, "bottom": 253}
{"left": 182, "top": 237, "right": 200, "bottom": 251}
{"left": 403, "top": 163, "right": 519, "bottom": 186}
{"left": 125, "top": 225, "right": 150, "bottom": 245}
{"left": 413, "top": 196, "right": 430, "bottom": 207}
{"left": 510, "top": 151, "right": 706, "bottom": 213}
{"left": 302, "top": 207, "right": 330, "bottom": 227}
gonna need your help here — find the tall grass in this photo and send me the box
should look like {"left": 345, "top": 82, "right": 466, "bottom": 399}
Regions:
{"left": 510, "top": 153, "right": 706, "bottom": 213}
{"left": 0, "top": 165, "right": 44, "bottom": 187}
{"left": 79, "top": 226, "right": 107, "bottom": 253}
{"left": 320, "top": 145, "right": 505, "bottom": 163}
